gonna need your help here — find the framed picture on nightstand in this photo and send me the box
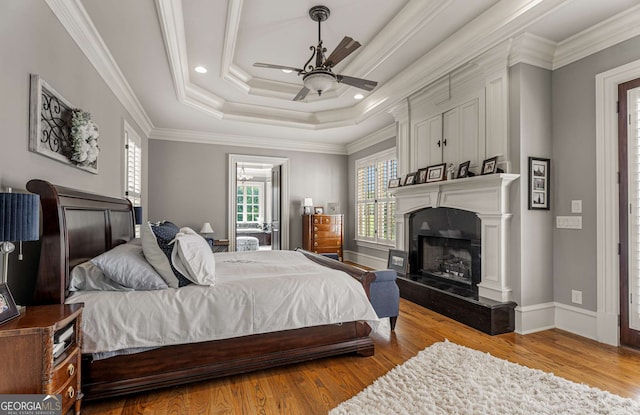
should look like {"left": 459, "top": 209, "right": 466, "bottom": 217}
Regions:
{"left": 0, "top": 283, "right": 19, "bottom": 325}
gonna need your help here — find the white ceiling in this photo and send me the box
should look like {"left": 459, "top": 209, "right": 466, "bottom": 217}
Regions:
{"left": 74, "top": 0, "right": 640, "bottom": 153}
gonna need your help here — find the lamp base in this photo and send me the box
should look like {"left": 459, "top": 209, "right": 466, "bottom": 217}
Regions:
{"left": 1, "top": 241, "right": 15, "bottom": 285}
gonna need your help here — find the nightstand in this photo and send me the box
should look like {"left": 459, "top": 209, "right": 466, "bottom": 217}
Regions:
{"left": 213, "top": 239, "right": 229, "bottom": 252}
{"left": 0, "top": 304, "right": 83, "bottom": 415}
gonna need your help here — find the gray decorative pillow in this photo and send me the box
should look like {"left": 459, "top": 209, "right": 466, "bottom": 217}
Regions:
{"left": 91, "top": 241, "right": 168, "bottom": 290}
{"left": 141, "top": 222, "right": 180, "bottom": 288}
{"left": 69, "top": 261, "right": 132, "bottom": 291}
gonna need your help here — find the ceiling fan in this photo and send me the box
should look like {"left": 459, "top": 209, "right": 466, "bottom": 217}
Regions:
{"left": 253, "top": 5, "right": 378, "bottom": 101}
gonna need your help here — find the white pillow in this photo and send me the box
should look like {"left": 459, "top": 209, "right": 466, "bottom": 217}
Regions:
{"left": 91, "top": 242, "right": 168, "bottom": 290}
{"left": 69, "top": 261, "right": 132, "bottom": 291}
{"left": 141, "top": 222, "right": 180, "bottom": 288}
{"left": 171, "top": 227, "right": 216, "bottom": 286}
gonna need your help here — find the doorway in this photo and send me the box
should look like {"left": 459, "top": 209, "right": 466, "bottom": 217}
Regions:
{"left": 618, "top": 78, "right": 640, "bottom": 349}
{"left": 228, "top": 154, "right": 290, "bottom": 252}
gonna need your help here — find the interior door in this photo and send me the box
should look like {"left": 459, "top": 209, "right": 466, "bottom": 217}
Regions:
{"left": 619, "top": 78, "right": 640, "bottom": 349}
{"left": 271, "top": 165, "right": 281, "bottom": 250}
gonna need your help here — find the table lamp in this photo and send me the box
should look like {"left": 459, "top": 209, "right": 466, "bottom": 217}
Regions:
{"left": 0, "top": 189, "right": 40, "bottom": 287}
{"left": 303, "top": 197, "right": 313, "bottom": 215}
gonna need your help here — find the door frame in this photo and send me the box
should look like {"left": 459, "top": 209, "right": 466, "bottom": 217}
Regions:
{"left": 596, "top": 57, "right": 640, "bottom": 346}
{"left": 228, "top": 154, "right": 290, "bottom": 251}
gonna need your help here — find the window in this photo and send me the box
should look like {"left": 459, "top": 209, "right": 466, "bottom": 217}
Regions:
{"left": 356, "top": 148, "right": 397, "bottom": 245}
{"left": 124, "top": 122, "right": 142, "bottom": 235}
{"left": 237, "top": 182, "right": 262, "bottom": 223}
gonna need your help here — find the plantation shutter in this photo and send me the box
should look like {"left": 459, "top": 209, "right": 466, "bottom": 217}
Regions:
{"left": 125, "top": 131, "right": 142, "bottom": 208}
{"left": 356, "top": 148, "right": 397, "bottom": 245}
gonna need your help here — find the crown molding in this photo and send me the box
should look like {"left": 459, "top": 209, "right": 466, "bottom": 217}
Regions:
{"left": 45, "top": 0, "right": 154, "bottom": 136}
{"left": 149, "top": 128, "right": 348, "bottom": 154}
{"left": 509, "top": 32, "right": 556, "bottom": 70}
{"left": 553, "top": 4, "right": 640, "bottom": 70}
{"left": 346, "top": 124, "right": 396, "bottom": 155}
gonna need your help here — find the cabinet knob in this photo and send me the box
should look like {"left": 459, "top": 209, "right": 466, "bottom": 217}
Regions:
{"left": 314, "top": 234, "right": 318, "bottom": 238}
{"left": 67, "top": 363, "right": 75, "bottom": 377}
{"left": 314, "top": 227, "right": 318, "bottom": 231}
{"left": 67, "top": 386, "right": 75, "bottom": 399}
{"left": 314, "top": 242, "right": 318, "bottom": 246}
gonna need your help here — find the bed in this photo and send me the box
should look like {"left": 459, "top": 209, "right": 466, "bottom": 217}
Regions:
{"left": 26, "top": 179, "right": 380, "bottom": 400}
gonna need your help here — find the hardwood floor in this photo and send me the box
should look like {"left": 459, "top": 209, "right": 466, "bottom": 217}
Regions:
{"left": 82, "top": 299, "right": 640, "bottom": 414}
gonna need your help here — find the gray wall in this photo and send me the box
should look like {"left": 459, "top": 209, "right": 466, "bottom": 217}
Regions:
{"left": 346, "top": 137, "right": 397, "bottom": 257}
{"left": 0, "top": 1, "right": 148, "bottom": 303}
{"left": 552, "top": 35, "right": 640, "bottom": 310}
{"left": 147, "top": 139, "right": 348, "bottom": 250}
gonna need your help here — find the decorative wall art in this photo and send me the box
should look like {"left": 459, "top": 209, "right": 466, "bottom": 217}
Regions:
{"left": 528, "top": 157, "right": 550, "bottom": 210}
{"left": 29, "top": 74, "right": 99, "bottom": 174}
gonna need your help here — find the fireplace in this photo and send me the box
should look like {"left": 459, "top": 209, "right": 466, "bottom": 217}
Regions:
{"left": 389, "top": 174, "right": 518, "bottom": 334}
{"left": 419, "top": 234, "right": 480, "bottom": 286}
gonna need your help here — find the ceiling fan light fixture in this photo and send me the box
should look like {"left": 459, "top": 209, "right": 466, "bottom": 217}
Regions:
{"left": 303, "top": 70, "right": 336, "bottom": 95}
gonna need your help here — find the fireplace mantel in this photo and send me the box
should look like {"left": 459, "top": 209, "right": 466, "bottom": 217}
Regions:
{"left": 391, "top": 173, "right": 519, "bottom": 302}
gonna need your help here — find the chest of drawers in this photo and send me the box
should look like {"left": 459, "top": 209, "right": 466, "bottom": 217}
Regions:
{"left": 302, "top": 214, "right": 343, "bottom": 260}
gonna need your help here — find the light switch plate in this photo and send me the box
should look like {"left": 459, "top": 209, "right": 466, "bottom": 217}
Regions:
{"left": 556, "top": 216, "right": 582, "bottom": 229}
{"left": 571, "top": 200, "right": 582, "bottom": 214}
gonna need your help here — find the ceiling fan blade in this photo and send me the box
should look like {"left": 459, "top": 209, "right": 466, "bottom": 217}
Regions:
{"left": 324, "top": 37, "right": 361, "bottom": 68}
{"left": 293, "top": 86, "right": 310, "bottom": 101}
{"left": 253, "top": 62, "right": 303, "bottom": 74}
{"left": 336, "top": 74, "right": 378, "bottom": 91}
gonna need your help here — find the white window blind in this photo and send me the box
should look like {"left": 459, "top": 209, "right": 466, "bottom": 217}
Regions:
{"left": 629, "top": 87, "right": 640, "bottom": 330}
{"left": 356, "top": 148, "right": 397, "bottom": 245}
{"left": 125, "top": 131, "right": 142, "bottom": 208}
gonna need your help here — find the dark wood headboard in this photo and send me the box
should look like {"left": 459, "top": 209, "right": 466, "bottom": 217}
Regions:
{"left": 26, "top": 179, "right": 135, "bottom": 305}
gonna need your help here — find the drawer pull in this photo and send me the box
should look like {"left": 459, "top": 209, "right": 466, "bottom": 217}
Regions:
{"left": 67, "top": 386, "right": 75, "bottom": 399}
{"left": 314, "top": 227, "right": 318, "bottom": 231}
{"left": 314, "top": 242, "right": 318, "bottom": 246}
{"left": 67, "top": 363, "right": 75, "bottom": 377}
{"left": 314, "top": 234, "right": 318, "bottom": 238}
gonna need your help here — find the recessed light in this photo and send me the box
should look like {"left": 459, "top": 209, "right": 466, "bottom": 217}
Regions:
{"left": 282, "top": 69, "right": 293, "bottom": 74}
{"left": 194, "top": 66, "right": 207, "bottom": 74}
{"left": 354, "top": 93, "right": 364, "bottom": 100}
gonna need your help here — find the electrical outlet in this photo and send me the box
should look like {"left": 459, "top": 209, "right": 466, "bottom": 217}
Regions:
{"left": 571, "top": 290, "right": 583, "bottom": 305}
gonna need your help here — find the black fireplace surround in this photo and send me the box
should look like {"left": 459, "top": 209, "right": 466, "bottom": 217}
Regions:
{"left": 409, "top": 207, "right": 481, "bottom": 287}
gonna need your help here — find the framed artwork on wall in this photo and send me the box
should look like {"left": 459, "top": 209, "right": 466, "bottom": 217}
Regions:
{"left": 528, "top": 157, "right": 550, "bottom": 210}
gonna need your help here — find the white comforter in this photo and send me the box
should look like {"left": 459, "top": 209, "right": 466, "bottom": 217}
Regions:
{"left": 66, "top": 250, "right": 379, "bottom": 354}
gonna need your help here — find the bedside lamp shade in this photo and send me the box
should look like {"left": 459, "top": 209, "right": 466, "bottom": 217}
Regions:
{"left": 303, "top": 198, "right": 313, "bottom": 207}
{"left": 0, "top": 192, "right": 40, "bottom": 285}
{"left": 200, "top": 222, "right": 214, "bottom": 234}
{"left": 0, "top": 193, "right": 40, "bottom": 243}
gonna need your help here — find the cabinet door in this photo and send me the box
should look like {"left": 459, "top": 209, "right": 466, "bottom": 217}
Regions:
{"left": 443, "top": 107, "right": 460, "bottom": 166}
{"left": 412, "top": 114, "right": 442, "bottom": 170}
{"left": 459, "top": 98, "right": 480, "bottom": 168}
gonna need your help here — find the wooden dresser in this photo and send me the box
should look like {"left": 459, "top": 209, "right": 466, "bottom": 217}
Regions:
{"left": 0, "top": 304, "right": 83, "bottom": 415}
{"left": 302, "top": 214, "right": 343, "bottom": 260}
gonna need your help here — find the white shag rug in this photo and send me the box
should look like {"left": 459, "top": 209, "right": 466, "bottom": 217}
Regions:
{"left": 330, "top": 341, "right": 640, "bottom": 415}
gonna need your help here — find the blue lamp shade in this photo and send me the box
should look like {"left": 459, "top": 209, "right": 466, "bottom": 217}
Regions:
{"left": 0, "top": 193, "right": 40, "bottom": 242}
{"left": 134, "top": 206, "right": 143, "bottom": 225}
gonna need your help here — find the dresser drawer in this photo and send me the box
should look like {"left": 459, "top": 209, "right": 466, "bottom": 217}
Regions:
{"left": 58, "top": 373, "right": 80, "bottom": 415}
{"left": 312, "top": 216, "right": 341, "bottom": 225}
{"left": 312, "top": 238, "right": 342, "bottom": 248}
{"left": 312, "top": 230, "right": 342, "bottom": 239}
{"left": 51, "top": 347, "right": 80, "bottom": 392}
{"left": 313, "top": 247, "right": 342, "bottom": 255}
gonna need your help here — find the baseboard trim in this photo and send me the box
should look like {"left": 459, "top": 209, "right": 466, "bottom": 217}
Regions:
{"left": 516, "top": 301, "right": 599, "bottom": 341}
{"left": 515, "top": 302, "right": 555, "bottom": 334}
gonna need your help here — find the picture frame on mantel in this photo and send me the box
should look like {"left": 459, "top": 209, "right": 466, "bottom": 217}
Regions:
{"left": 425, "top": 163, "right": 446, "bottom": 183}
{"left": 528, "top": 157, "right": 550, "bottom": 210}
